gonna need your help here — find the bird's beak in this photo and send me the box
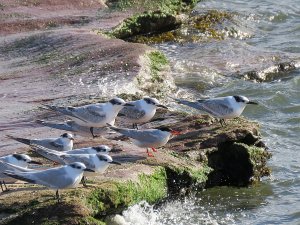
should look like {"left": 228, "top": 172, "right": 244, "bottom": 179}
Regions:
{"left": 84, "top": 168, "right": 95, "bottom": 172}
{"left": 171, "top": 130, "right": 181, "bottom": 135}
{"left": 156, "top": 104, "right": 168, "bottom": 109}
{"left": 247, "top": 101, "right": 258, "bottom": 105}
{"left": 28, "top": 160, "right": 43, "bottom": 165}
{"left": 70, "top": 138, "right": 75, "bottom": 141}
{"left": 124, "top": 103, "right": 134, "bottom": 107}
{"left": 109, "top": 161, "right": 122, "bottom": 165}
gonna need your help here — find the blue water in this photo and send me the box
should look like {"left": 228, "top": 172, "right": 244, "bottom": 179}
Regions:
{"left": 122, "top": 0, "right": 300, "bottom": 224}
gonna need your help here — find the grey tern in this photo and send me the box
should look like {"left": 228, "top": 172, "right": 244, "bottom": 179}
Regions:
{"left": 118, "top": 96, "right": 168, "bottom": 129}
{"left": 107, "top": 124, "right": 180, "bottom": 157}
{"left": 43, "top": 97, "right": 133, "bottom": 138}
{"left": 4, "top": 162, "right": 94, "bottom": 201}
{"left": 7, "top": 133, "right": 74, "bottom": 151}
{"left": 0, "top": 154, "right": 42, "bottom": 192}
{"left": 31, "top": 145, "right": 121, "bottom": 187}
{"left": 171, "top": 95, "right": 258, "bottom": 126}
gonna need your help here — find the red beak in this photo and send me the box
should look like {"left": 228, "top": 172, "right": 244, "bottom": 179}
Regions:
{"left": 171, "top": 130, "right": 181, "bottom": 135}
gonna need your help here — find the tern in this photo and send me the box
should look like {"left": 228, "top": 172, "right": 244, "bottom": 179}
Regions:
{"left": 3, "top": 162, "right": 94, "bottom": 201}
{"left": 7, "top": 133, "right": 74, "bottom": 151}
{"left": 44, "top": 97, "right": 133, "bottom": 138}
{"left": 30, "top": 145, "right": 111, "bottom": 164}
{"left": 31, "top": 145, "right": 121, "bottom": 186}
{"left": 107, "top": 124, "right": 180, "bottom": 157}
{"left": 0, "top": 154, "right": 42, "bottom": 192}
{"left": 118, "top": 96, "right": 168, "bottom": 129}
{"left": 171, "top": 95, "right": 258, "bottom": 126}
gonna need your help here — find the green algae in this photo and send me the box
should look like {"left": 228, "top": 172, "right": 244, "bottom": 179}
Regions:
{"left": 191, "top": 10, "right": 232, "bottom": 40}
{"left": 148, "top": 51, "right": 169, "bottom": 83}
{"left": 108, "top": 0, "right": 200, "bottom": 13}
{"left": 86, "top": 167, "right": 167, "bottom": 217}
{"left": 109, "top": 10, "right": 182, "bottom": 39}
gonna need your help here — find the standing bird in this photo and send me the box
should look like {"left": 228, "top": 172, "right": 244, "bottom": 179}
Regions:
{"left": 171, "top": 95, "right": 258, "bottom": 126}
{"left": 30, "top": 145, "right": 112, "bottom": 164}
{"left": 31, "top": 145, "right": 121, "bottom": 187}
{"left": 7, "top": 133, "right": 74, "bottom": 151}
{"left": 107, "top": 124, "right": 180, "bottom": 157}
{"left": 43, "top": 97, "right": 133, "bottom": 138}
{"left": 118, "top": 96, "right": 168, "bottom": 129}
{"left": 0, "top": 154, "right": 42, "bottom": 192}
{"left": 3, "top": 162, "right": 94, "bottom": 201}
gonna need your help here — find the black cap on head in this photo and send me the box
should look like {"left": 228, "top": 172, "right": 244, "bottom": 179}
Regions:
{"left": 157, "top": 127, "right": 173, "bottom": 132}
{"left": 109, "top": 98, "right": 124, "bottom": 105}
{"left": 92, "top": 146, "right": 107, "bottom": 152}
{"left": 61, "top": 133, "right": 68, "bottom": 138}
{"left": 12, "top": 154, "right": 24, "bottom": 161}
{"left": 144, "top": 97, "right": 155, "bottom": 105}
{"left": 97, "top": 154, "right": 108, "bottom": 162}
{"left": 233, "top": 96, "right": 245, "bottom": 103}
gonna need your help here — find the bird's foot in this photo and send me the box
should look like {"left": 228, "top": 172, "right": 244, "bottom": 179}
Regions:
{"left": 146, "top": 149, "right": 155, "bottom": 157}
{"left": 90, "top": 127, "right": 99, "bottom": 138}
{"left": 151, "top": 147, "right": 157, "bottom": 152}
{"left": 147, "top": 152, "right": 155, "bottom": 157}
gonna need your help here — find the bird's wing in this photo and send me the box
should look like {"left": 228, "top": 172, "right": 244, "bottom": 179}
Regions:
{"left": 60, "top": 154, "right": 96, "bottom": 169}
{"left": 31, "top": 145, "right": 66, "bottom": 164}
{"left": 199, "top": 99, "right": 234, "bottom": 117}
{"left": 109, "top": 126, "right": 159, "bottom": 143}
{"left": 32, "top": 138, "right": 63, "bottom": 150}
{"left": 5, "top": 167, "right": 73, "bottom": 189}
{"left": 49, "top": 139, "right": 64, "bottom": 149}
{"left": 70, "top": 104, "right": 106, "bottom": 123}
{"left": 119, "top": 105, "right": 145, "bottom": 120}
{"left": 172, "top": 98, "right": 205, "bottom": 111}
{"left": 0, "top": 161, "right": 33, "bottom": 172}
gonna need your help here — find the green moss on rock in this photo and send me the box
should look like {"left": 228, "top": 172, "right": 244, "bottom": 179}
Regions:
{"left": 87, "top": 167, "right": 167, "bottom": 216}
{"left": 107, "top": 0, "right": 200, "bottom": 13}
{"left": 109, "top": 10, "right": 182, "bottom": 39}
{"left": 148, "top": 51, "right": 169, "bottom": 82}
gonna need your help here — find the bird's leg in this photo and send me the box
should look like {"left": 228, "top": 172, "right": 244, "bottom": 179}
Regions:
{"left": 0, "top": 181, "right": 4, "bottom": 192}
{"left": 219, "top": 119, "right": 226, "bottom": 127}
{"left": 81, "top": 176, "right": 88, "bottom": 187}
{"left": 2, "top": 181, "right": 8, "bottom": 192}
{"left": 146, "top": 148, "right": 154, "bottom": 157}
{"left": 56, "top": 189, "right": 60, "bottom": 203}
{"left": 151, "top": 147, "right": 157, "bottom": 152}
{"left": 90, "top": 127, "right": 98, "bottom": 138}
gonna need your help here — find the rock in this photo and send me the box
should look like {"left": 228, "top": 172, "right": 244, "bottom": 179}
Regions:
{"left": 0, "top": 111, "right": 271, "bottom": 224}
{"left": 105, "top": 214, "right": 129, "bottom": 225}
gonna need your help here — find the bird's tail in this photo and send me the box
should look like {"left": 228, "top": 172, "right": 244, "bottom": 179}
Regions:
{"left": 6, "top": 135, "right": 31, "bottom": 146}
{"left": 3, "top": 171, "right": 35, "bottom": 184}
{"left": 36, "top": 120, "right": 74, "bottom": 132}
{"left": 106, "top": 123, "right": 121, "bottom": 131}
{"left": 30, "top": 144, "right": 65, "bottom": 164}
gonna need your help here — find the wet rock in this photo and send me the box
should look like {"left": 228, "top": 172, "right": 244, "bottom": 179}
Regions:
{"left": 242, "top": 61, "right": 297, "bottom": 82}
{"left": 0, "top": 110, "right": 271, "bottom": 224}
{"left": 109, "top": 10, "right": 183, "bottom": 40}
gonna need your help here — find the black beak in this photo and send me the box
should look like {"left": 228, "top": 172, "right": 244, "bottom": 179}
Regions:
{"left": 247, "top": 101, "right": 258, "bottom": 105}
{"left": 84, "top": 168, "right": 95, "bottom": 172}
{"left": 70, "top": 138, "right": 75, "bottom": 141}
{"left": 124, "top": 103, "right": 135, "bottom": 107}
{"left": 157, "top": 104, "right": 168, "bottom": 109}
{"left": 28, "top": 160, "right": 42, "bottom": 165}
{"left": 109, "top": 161, "right": 121, "bottom": 165}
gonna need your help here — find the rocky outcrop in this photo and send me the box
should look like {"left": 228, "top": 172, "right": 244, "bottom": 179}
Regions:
{"left": 0, "top": 110, "right": 271, "bottom": 225}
